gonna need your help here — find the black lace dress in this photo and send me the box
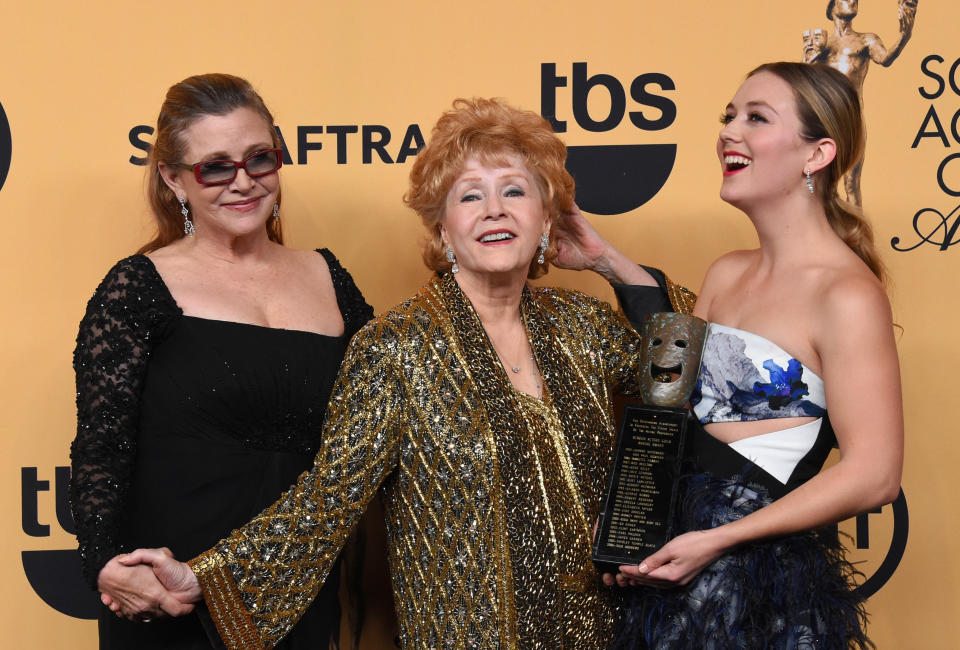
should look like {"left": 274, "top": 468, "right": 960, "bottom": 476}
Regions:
{"left": 69, "top": 249, "right": 373, "bottom": 649}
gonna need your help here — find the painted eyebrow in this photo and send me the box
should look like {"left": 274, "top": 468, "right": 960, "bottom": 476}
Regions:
{"left": 454, "top": 172, "right": 531, "bottom": 186}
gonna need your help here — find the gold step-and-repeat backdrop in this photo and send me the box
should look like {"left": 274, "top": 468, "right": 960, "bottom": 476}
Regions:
{"left": 2, "top": 1, "right": 957, "bottom": 647}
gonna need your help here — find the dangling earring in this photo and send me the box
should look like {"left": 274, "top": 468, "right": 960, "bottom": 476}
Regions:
{"left": 537, "top": 232, "right": 550, "bottom": 265}
{"left": 272, "top": 202, "right": 280, "bottom": 220}
{"left": 445, "top": 247, "right": 459, "bottom": 274}
{"left": 179, "top": 195, "right": 195, "bottom": 237}
{"left": 805, "top": 168, "right": 815, "bottom": 195}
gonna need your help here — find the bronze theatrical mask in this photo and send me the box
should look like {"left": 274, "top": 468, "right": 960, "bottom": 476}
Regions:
{"left": 639, "top": 312, "right": 708, "bottom": 408}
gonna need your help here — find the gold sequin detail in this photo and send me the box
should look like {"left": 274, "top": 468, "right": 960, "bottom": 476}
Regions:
{"left": 193, "top": 274, "right": 691, "bottom": 649}
{"left": 665, "top": 274, "right": 697, "bottom": 315}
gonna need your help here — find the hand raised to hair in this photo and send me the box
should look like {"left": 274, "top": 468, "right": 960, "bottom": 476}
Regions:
{"left": 552, "top": 204, "right": 613, "bottom": 272}
{"left": 553, "top": 203, "right": 658, "bottom": 286}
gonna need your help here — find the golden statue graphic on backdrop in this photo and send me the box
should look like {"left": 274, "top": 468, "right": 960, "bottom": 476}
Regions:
{"left": 802, "top": 0, "right": 918, "bottom": 206}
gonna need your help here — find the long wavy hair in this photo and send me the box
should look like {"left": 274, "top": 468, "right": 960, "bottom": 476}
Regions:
{"left": 749, "top": 62, "right": 885, "bottom": 284}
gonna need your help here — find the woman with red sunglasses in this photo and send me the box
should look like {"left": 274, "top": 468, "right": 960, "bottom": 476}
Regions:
{"left": 69, "top": 73, "right": 372, "bottom": 649}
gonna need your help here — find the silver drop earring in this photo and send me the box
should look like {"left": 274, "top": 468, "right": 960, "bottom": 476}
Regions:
{"left": 179, "top": 195, "right": 195, "bottom": 237}
{"left": 446, "top": 247, "right": 459, "bottom": 274}
{"left": 538, "top": 232, "right": 549, "bottom": 265}
{"left": 272, "top": 202, "right": 280, "bottom": 220}
{"left": 805, "top": 168, "right": 814, "bottom": 195}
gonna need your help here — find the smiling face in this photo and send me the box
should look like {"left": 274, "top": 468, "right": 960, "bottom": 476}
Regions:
{"left": 717, "top": 72, "right": 814, "bottom": 210}
{"left": 159, "top": 106, "right": 280, "bottom": 240}
{"left": 440, "top": 154, "right": 550, "bottom": 284}
{"left": 639, "top": 312, "right": 707, "bottom": 408}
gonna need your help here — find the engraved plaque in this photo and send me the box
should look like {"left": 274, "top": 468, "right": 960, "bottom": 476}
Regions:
{"left": 592, "top": 404, "right": 688, "bottom": 572}
{"left": 592, "top": 312, "right": 707, "bottom": 572}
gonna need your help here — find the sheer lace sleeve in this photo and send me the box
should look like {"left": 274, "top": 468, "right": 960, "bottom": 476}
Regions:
{"left": 317, "top": 248, "right": 374, "bottom": 338}
{"left": 69, "top": 255, "right": 179, "bottom": 589}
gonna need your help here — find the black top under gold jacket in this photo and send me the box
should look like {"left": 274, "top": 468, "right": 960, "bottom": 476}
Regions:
{"left": 191, "top": 273, "right": 694, "bottom": 649}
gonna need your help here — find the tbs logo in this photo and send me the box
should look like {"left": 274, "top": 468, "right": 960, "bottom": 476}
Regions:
{"left": 21, "top": 467, "right": 99, "bottom": 619}
{"left": 541, "top": 62, "right": 677, "bottom": 215}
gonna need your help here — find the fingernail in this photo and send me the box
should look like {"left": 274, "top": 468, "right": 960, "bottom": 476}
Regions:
{"left": 637, "top": 563, "right": 649, "bottom": 573}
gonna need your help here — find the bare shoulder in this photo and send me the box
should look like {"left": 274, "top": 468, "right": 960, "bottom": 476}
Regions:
{"left": 817, "top": 267, "right": 893, "bottom": 336}
{"left": 144, "top": 240, "right": 194, "bottom": 278}
{"left": 145, "top": 240, "right": 186, "bottom": 264}
{"left": 695, "top": 249, "right": 757, "bottom": 309}
{"left": 704, "top": 249, "right": 756, "bottom": 280}
{"left": 280, "top": 246, "right": 334, "bottom": 281}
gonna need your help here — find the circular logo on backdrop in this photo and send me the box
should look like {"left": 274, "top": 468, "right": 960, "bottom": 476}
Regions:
{"left": 566, "top": 144, "right": 677, "bottom": 215}
{"left": 0, "top": 101, "right": 10, "bottom": 192}
{"left": 841, "top": 487, "right": 909, "bottom": 599}
{"left": 22, "top": 550, "right": 99, "bottom": 619}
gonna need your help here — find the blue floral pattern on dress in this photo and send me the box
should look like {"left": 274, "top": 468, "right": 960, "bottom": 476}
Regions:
{"left": 753, "top": 359, "right": 809, "bottom": 410}
{"left": 693, "top": 324, "right": 826, "bottom": 423}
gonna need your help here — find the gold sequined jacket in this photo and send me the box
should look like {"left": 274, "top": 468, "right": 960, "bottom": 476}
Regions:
{"left": 191, "top": 273, "right": 694, "bottom": 649}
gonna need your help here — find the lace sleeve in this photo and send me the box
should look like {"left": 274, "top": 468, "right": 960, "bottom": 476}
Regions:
{"left": 317, "top": 248, "right": 374, "bottom": 338}
{"left": 69, "top": 255, "right": 179, "bottom": 589}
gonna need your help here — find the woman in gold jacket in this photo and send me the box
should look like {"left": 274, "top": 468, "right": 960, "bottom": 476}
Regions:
{"left": 110, "top": 98, "right": 692, "bottom": 649}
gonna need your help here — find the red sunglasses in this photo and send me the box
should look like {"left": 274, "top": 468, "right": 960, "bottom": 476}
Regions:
{"left": 179, "top": 148, "right": 283, "bottom": 186}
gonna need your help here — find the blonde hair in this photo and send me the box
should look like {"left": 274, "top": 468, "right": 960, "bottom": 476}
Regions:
{"left": 138, "top": 73, "right": 283, "bottom": 254}
{"left": 405, "top": 98, "right": 575, "bottom": 278}
{"left": 749, "top": 62, "right": 885, "bottom": 283}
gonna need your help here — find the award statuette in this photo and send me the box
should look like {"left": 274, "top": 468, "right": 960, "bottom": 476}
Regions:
{"left": 593, "top": 312, "right": 707, "bottom": 573}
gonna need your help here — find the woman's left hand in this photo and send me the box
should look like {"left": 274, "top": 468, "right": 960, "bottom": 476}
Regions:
{"left": 553, "top": 204, "right": 611, "bottom": 272}
{"left": 615, "top": 529, "right": 727, "bottom": 588}
{"left": 553, "top": 204, "right": 657, "bottom": 285}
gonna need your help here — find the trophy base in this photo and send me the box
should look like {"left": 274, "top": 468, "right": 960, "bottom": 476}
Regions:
{"left": 592, "top": 404, "right": 690, "bottom": 573}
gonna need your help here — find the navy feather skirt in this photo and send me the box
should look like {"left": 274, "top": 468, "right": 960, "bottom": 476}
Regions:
{"left": 611, "top": 473, "right": 873, "bottom": 650}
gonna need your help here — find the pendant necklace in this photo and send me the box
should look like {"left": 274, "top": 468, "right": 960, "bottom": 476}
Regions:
{"left": 491, "top": 335, "right": 543, "bottom": 398}
{"left": 491, "top": 336, "right": 532, "bottom": 374}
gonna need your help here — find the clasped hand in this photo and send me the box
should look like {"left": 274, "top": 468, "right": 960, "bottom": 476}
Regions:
{"left": 98, "top": 548, "right": 201, "bottom": 621}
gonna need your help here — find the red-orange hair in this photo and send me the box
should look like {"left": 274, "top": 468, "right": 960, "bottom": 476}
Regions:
{"left": 405, "top": 98, "right": 575, "bottom": 278}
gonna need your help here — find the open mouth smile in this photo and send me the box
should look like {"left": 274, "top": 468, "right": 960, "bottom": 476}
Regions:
{"left": 723, "top": 153, "right": 752, "bottom": 176}
{"left": 478, "top": 230, "right": 516, "bottom": 243}
{"left": 649, "top": 362, "right": 683, "bottom": 383}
